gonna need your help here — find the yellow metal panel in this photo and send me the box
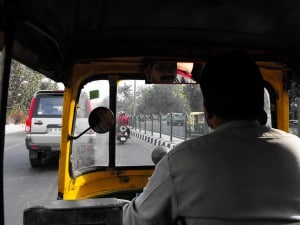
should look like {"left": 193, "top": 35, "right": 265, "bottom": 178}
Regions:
{"left": 58, "top": 87, "right": 76, "bottom": 198}
{"left": 58, "top": 65, "right": 99, "bottom": 199}
{"left": 63, "top": 169, "right": 153, "bottom": 200}
{"left": 260, "top": 67, "right": 289, "bottom": 131}
{"left": 58, "top": 64, "right": 155, "bottom": 200}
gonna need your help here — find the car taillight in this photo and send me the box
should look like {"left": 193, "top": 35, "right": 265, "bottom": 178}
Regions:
{"left": 87, "top": 99, "right": 92, "bottom": 112}
{"left": 25, "top": 97, "right": 36, "bottom": 133}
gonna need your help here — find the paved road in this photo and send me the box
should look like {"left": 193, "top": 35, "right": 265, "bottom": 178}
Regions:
{"left": 4, "top": 131, "right": 58, "bottom": 225}
{"left": 3, "top": 130, "right": 157, "bottom": 225}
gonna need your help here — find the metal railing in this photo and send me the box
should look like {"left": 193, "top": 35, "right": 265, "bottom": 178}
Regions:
{"left": 130, "top": 114, "right": 300, "bottom": 140}
{"left": 129, "top": 113, "right": 212, "bottom": 141}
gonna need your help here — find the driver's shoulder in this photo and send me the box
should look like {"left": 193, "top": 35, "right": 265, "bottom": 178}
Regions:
{"left": 168, "top": 134, "right": 213, "bottom": 158}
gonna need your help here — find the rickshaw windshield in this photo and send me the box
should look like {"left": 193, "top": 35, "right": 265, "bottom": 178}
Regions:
{"left": 70, "top": 79, "right": 273, "bottom": 173}
{"left": 70, "top": 79, "right": 207, "bottom": 172}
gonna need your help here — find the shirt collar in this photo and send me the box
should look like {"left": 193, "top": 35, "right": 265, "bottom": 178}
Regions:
{"left": 214, "top": 120, "right": 260, "bottom": 132}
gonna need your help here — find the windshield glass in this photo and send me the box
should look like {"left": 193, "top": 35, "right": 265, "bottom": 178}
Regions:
{"left": 70, "top": 79, "right": 209, "bottom": 171}
{"left": 70, "top": 79, "right": 273, "bottom": 173}
{"left": 115, "top": 80, "right": 207, "bottom": 166}
{"left": 71, "top": 81, "right": 110, "bottom": 170}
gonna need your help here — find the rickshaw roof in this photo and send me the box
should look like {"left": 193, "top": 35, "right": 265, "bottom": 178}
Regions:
{"left": 1, "top": 1, "right": 300, "bottom": 84}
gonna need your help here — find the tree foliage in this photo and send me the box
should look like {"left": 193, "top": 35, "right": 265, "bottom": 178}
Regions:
{"left": 117, "top": 81, "right": 144, "bottom": 115}
{"left": 6, "top": 59, "right": 59, "bottom": 123}
{"left": 117, "top": 82, "right": 204, "bottom": 116}
{"left": 136, "top": 85, "right": 189, "bottom": 114}
{"left": 183, "top": 85, "right": 203, "bottom": 112}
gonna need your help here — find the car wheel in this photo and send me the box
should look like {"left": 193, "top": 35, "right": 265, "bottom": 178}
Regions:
{"left": 29, "top": 151, "right": 43, "bottom": 167}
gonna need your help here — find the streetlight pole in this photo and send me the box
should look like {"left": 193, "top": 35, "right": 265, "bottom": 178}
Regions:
{"left": 133, "top": 80, "right": 136, "bottom": 116}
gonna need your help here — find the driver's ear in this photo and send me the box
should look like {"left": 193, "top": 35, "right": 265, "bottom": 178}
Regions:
{"left": 203, "top": 103, "right": 215, "bottom": 129}
{"left": 203, "top": 102, "right": 213, "bottom": 119}
{"left": 145, "top": 65, "right": 152, "bottom": 84}
{"left": 204, "top": 107, "right": 210, "bottom": 122}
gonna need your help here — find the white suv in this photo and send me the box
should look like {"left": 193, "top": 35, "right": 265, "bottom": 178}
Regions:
{"left": 25, "top": 90, "right": 96, "bottom": 167}
{"left": 25, "top": 90, "right": 64, "bottom": 167}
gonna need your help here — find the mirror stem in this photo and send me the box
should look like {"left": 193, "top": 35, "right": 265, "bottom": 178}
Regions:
{"left": 68, "top": 127, "right": 92, "bottom": 140}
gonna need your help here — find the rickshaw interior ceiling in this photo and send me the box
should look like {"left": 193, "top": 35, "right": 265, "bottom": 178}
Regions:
{"left": 1, "top": 1, "right": 300, "bottom": 85}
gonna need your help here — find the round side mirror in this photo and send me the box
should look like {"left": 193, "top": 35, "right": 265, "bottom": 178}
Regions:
{"left": 89, "top": 107, "right": 115, "bottom": 133}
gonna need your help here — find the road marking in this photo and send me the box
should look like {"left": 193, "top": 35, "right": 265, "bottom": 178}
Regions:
{"left": 5, "top": 143, "right": 23, "bottom": 152}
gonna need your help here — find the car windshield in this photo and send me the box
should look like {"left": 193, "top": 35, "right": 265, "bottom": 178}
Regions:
{"left": 36, "top": 96, "right": 63, "bottom": 116}
{"left": 173, "top": 113, "right": 183, "bottom": 118}
{"left": 70, "top": 79, "right": 273, "bottom": 174}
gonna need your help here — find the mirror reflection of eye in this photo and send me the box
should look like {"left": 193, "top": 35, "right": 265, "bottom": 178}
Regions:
{"left": 153, "top": 63, "right": 177, "bottom": 72}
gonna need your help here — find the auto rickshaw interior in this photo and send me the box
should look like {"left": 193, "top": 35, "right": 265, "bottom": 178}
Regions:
{"left": 21, "top": 56, "right": 296, "bottom": 225}
{"left": 1, "top": 1, "right": 300, "bottom": 225}
{"left": 56, "top": 56, "right": 286, "bottom": 192}
{"left": 2, "top": 30, "right": 300, "bottom": 225}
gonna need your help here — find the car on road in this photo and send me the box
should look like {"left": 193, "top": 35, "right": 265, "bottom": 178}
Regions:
{"left": 25, "top": 90, "right": 96, "bottom": 168}
{"left": 167, "top": 112, "right": 185, "bottom": 126}
{"left": 25, "top": 90, "right": 64, "bottom": 167}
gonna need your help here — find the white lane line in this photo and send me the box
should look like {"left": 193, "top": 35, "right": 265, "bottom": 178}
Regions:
{"left": 5, "top": 143, "right": 23, "bottom": 152}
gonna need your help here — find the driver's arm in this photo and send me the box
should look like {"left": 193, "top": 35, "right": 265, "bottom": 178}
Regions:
{"left": 123, "top": 155, "right": 179, "bottom": 225}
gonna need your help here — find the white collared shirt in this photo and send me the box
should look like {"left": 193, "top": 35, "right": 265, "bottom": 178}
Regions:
{"left": 123, "top": 121, "right": 300, "bottom": 225}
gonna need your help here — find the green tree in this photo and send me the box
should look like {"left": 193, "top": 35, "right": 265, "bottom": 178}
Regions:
{"left": 117, "top": 82, "right": 133, "bottom": 114}
{"left": 183, "top": 84, "right": 203, "bottom": 112}
{"left": 136, "top": 84, "right": 191, "bottom": 115}
{"left": 118, "top": 83, "right": 133, "bottom": 99}
{"left": 6, "top": 59, "right": 59, "bottom": 123}
{"left": 117, "top": 81, "right": 146, "bottom": 116}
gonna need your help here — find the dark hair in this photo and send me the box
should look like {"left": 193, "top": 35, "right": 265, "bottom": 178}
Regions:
{"left": 200, "top": 50, "right": 265, "bottom": 120}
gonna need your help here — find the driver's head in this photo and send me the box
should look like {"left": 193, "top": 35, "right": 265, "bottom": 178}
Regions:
{"left": 145, "top": 62, "right": 177, "bottom": 83}
{"left": 200, "top": 50, "right": 265, "bottom": 121}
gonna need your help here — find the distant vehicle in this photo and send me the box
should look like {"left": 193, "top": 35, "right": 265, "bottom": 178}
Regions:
{"left": 116, "top": 125, "right": 129, "bottom": 144}
{"left": 289, "top": 119, "right": 299, "bottom": 136}
{"left": 290, "top": 120, "right": 298, "bottom": 124}
{"left": 25, "top": 90, "right": 64, "bottom": 167}
{"left": 167, "top": 112, "right": 185, "bottom": 126}
{"left": 187, "top": 112, "right": 207, "bottom": 136}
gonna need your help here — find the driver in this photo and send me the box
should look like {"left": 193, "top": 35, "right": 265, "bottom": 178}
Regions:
{"left": 123, "top": 50, "right": 300, "bottom": 225}
{"left": 145, "top": 62, "right": 177, "bottom": 83}
{"left": 145, "top": 61, "right": 196, "bottom": 83}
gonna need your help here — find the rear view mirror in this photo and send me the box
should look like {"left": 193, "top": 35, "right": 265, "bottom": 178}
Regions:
{"left": 88, "top": 107, "right": 115, "bottom": 133}
{"left": 145, "top": 61, "right": 199, "bottom": 84}
{"left": 69, "top": 107, "right": 115, "bottom": 140}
